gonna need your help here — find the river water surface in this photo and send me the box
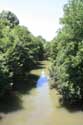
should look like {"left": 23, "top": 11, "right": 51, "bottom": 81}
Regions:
{"left": 0, "top": 70, "right": 83, "bottom": 125}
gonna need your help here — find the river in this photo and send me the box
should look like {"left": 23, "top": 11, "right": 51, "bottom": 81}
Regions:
{"left": 0, "top": 69, "right": 83, "bottom": 125}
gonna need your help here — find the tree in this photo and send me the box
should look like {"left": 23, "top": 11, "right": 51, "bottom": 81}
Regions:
{"left": 50, "top": 0, "right": 83, "bottom": 104}
{"left": 0, "top": 10, "right": 45, "bottom": 96}
{"left": 0, "top": 10, "right": 19, "bottom": 28}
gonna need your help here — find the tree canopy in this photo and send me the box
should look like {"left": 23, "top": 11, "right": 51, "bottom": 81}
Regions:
{"left": 50, "top": 0, "right": 83, "bottom": 105}
{"left": 0, "top": 10, "right": 45, "bottom": 96}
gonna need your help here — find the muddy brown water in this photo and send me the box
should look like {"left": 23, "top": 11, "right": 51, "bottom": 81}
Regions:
{"left": 0, "top": 70, "right": 83, "bottom": 125}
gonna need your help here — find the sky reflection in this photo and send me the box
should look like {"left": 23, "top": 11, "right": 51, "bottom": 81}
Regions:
{"left": 36, "top": 70, "right": 48, "bottom": 87}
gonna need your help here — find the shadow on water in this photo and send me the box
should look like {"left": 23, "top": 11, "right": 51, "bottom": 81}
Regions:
{"left": 32, "top": 61, "right": 46, "bottom": 70}
{"left": 12, "top": 61, "right": 45, "bottom": 94}
{"left": 59, "top": 97, "right": 83, "bottom": 113}
{"left": 12, "top": 74, "right": 39, "bottom": 94}
{"left": 0, "top": 74, "right": 39, "bottom": 117}
{"left": 0, "top": 92, "right": 22, "bottom": 114}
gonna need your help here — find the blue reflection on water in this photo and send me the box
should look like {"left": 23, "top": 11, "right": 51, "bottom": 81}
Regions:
{"left": 36, "top": 71, "right": 48, "bottom": 87}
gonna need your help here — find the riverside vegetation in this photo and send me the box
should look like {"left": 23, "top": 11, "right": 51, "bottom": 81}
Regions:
{"left": 0, "top": 10, "right": 46, "bottom": 97}
{"left": 49, "top": 0, "right": 83, "bottom": 107}
{"left": 0, "top": 0, "right": 83, "bottom": 120}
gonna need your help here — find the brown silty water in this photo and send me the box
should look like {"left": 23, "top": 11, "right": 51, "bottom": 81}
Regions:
{"left": 0, "top": 69, "right": 83, "bottom": 125}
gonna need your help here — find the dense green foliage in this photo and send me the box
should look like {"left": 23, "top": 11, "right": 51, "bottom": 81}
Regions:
{"left": 44, "top": 41, "right": 51, "bottom": 59}
{"left": 50, "top": 0, "right": 83, "bottom": 104}
{"left": 0, "top": 10, "right": 19, "bottom": 28}
{"left": 0, "top": 10, "right": 45, "bottom": 96}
